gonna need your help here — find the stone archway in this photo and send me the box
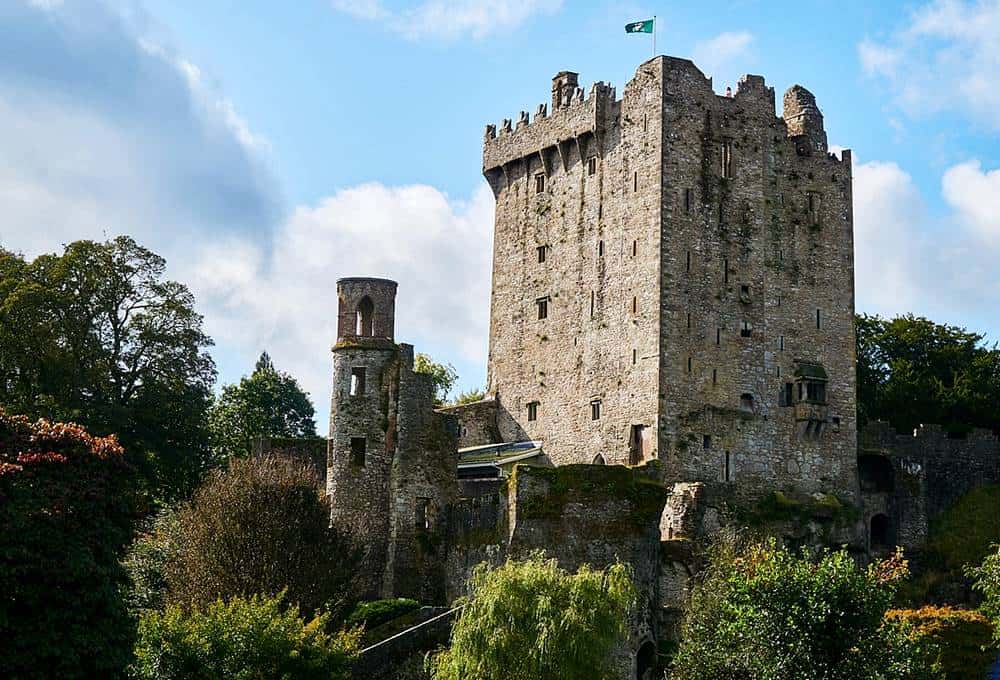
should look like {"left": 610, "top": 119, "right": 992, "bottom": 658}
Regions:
{"left": 636, "top": 639, "right": 657, "bottom": 680}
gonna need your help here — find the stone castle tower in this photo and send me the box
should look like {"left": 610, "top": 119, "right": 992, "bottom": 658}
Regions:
{"left": 482, "top": 56, "right": 858, "bottom": 502}
{"left": 327, "top": 278, "right": 459, "bottom": 601}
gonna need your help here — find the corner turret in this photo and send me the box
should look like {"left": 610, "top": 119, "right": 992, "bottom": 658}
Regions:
{"left": 783, "top": 85, "right": 827, "bottom": 155}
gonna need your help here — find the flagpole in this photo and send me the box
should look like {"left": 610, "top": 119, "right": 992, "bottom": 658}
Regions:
{"left": 652, "top": 15, "right": 656, "bottom": 57}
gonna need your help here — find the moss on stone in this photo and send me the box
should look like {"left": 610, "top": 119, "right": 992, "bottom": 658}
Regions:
{"left": 737, "top": 490, "right": 860, "bottom": 526}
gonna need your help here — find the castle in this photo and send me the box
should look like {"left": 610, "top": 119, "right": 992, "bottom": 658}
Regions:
{"left": 257, "top": 56, "right": 1000, "bottom": 678}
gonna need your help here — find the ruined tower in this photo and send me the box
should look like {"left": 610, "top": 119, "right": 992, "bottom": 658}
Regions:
{"left": 327, "top": 278, "right": 459, "bottom": 601}
{"left": 482, "top": 57, "right": 858, "bottom": 503}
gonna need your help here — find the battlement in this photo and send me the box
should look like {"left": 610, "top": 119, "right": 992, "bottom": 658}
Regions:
{"left": 483, "top": 73, "right": 617, "bottom": 178}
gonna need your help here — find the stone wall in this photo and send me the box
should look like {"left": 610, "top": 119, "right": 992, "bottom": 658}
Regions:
{"left": 436, "top": 398, "right": 501, "bottom": 448}
{"left": 859, "top": 421, "right": 1000, "bottom": 552}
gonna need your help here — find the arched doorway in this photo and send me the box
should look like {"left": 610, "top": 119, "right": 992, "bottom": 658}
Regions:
{"left": 592, "top": 453, "right": 606, "bottom": 465}
{"left": 636, "top": 640, "right": 657, "bottom": 680}
{"left": 870, "top": 513, "right": 891, "bottom": 548}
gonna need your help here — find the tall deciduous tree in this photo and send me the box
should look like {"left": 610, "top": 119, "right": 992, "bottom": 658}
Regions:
{"left": 856, "top": 314, "right": 1000, "bottom": 434}
{"left": 0, "top": 238, "right": 216, "bottom": 500}
{"left": 208, "top": 352, "right": 317, "bottom": 461}
{"left": 429, "top": 555, "right": 636, "bottom": 680}
{"left": 0, "top": 410, "right": 138, "bottom": 678}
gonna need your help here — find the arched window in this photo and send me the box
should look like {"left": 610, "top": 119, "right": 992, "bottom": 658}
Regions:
{"left": 356, "top": 297, "right": 374, "bottom": 337}
{"left": 870, "top": 513, "right": 891, "bottom": 548}
{"left": 592, "top": 454, "right": 606, "bottom": 465}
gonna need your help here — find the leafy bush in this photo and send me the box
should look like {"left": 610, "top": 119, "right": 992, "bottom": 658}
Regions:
{"left": 429, "top": 554, "right": 636, "bottom": 680}
{"left": 122, "top": 507, "right": 181, "bottom": 615}
{"left": 0, "top": 410, "right": 138, "bottom": 678}
{"left": 165, "top": 456, "right": 361, "bottom": 620}
{"left": 885, "top": 606, "right": 995, "bottom": 680}
{"left": 969, "top": 544, "right": 1000, "bottom": 644}
{"left": 671, "top": 533, "right": 939, "bottom": 680}
{"left": 346, "top": 598, "right": 421, "bottom": 630}
{"left": 132, "top": 592, "right": 359, "bottom": 680}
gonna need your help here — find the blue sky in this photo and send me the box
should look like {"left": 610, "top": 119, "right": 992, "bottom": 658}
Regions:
{"left": 3, "top": 0, "right": 999, "bottom": 433}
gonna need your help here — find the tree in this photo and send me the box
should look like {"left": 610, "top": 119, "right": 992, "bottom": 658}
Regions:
{"left": 165, "top": 456, "right": 360, "bottom": 620}
{"left": 132, "top": 592, "right": 359, "bottom": 680}
{"left": 0, "top": 238, "right": 216, "bottom": 500}
{"left": 969, "top": 544, "right": 1000, "bottom": 645}
{"left": 671, "top": 534, "right": 938, "bottom": 680}
{"left": 429, "top": 555, "right": 636, "bottom": 680}
{"left": 208, "top": 352, "right": 317, "bottom": 461}
{"left": 413, "top": 353, "right": 458, "bottom": 405}
{"left": 855, "top": 314, "right": 1000, "bottom": 434}
{"left": 0, "top": 410, "right": 138, "bottom": 678}
{"left": 453, "top": 388, "right": 486, "bottom": 405}
{"left": 122, "top": 506, "right": 182, "bottom": 616}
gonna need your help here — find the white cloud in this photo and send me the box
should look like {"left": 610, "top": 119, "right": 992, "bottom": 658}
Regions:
{"left": 332, "top": 0, "right": 563, "bottom": 40}
{"left": 692, "top": 31, "right": 754, "bottom": 83}
{"left": 853, "top": 157, "right": 1000, "bottom": 324}
{"left": 858, "top": 0, "right": 1000, "bottom": 128}
{"left": 186, "top": 182, "right": 495, "bottom": 426}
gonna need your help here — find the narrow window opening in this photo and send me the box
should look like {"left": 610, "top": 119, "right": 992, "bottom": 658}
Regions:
{"left": 350, "top": 367, "right": 366, "bottom": 397}
{"left": 629, "top": 424, "right": 645, "bottom": 465}
{"left": 687, "top": 357, "right": 693, "bottom": 373}
{"left": 350, "top": 437, "right": 366, "bottom": 466}
{"left": 598, "top": 240, "right": 604, "bottom": 256}
{"left": 590, "top": 291, "right": 595, "bottom": 319}
{"left": 723, "top": 258, "right": 729, "bottom": 285}
{"left": 712, "top": 368, "right": 718, "bottom": 384}
{"left": 722, "top": 139, "right": 734, "bottom": 179}
{"left": 740, "top": 284, "right": 750, "bottom": 302}
{"left": 686, "top": 250, "right": 691, "bottom": 272}
{"left": 832, "top": 416, "right": 841, "bottom": 431}
{"left": 632, "top": 349, "right": 637, "bottom": 365}
{"left": 779, "top": 335, "right": 785, "bottom": 351}
{"left": 535, "top": 172, "right": 545, "bottom": 194}
{"left": 527, "top": 401, "right": 539, "bottom": 421}
{"left": 536, "top": 297, "right": 549, "bottom": 320}
{"left": 642, "top": 113, "right": 648, "bottom": 132}
{"left": 716, "top": 328, "right": 721, "bottom": 345}
{"left": 703, "top": 434, "right": 711, "bottom": 449}
{"left": 587, "top": 156, "right": 597, "bottom": 176}
{"left": 724, "top": 451, "right": 732, "bottom": 482}
{"left": 782, "top": 382, "right": 794, "bottom": 406}
{"left": 740, "top": 393, "right": 754, "bottom": 411}
{"left": 686, "top": 312, "right": 691, "bottom": 330}
{"left": 816, "top": 308, "right": 822, "bottom": 329}
{"left": 633, "top": 171, "right": 638, "bottom": 192}
{"left": 592, "top": 453, "right": 606, "bottom": 465}
{"left": 632, "top": 296, "right": 638, "bottom": 315}
{"left": 684, "top": 188, "right": 693, "bottom": 212}
{"left": 632, "top": 240, "right": 637, "bottom": 257}
{"left": 537, "top": 245, "right": 546, "bottom": 263}
{"left": 777, "top": 295, "right": 782, "bottom": 307}
{"left": 356, "top": 297, "right": 374, "bottom": 337}
{"left": 740, "top": 321, "right": 752, "bottom": 338}
{"left": 590, "top": 399, "right": 601, "bottom": 421}
{"left": 415, "top": 498, "right": 430, "bottom": 531}
{"left": 777, "top": 366, "right": 781, "bottom": 377}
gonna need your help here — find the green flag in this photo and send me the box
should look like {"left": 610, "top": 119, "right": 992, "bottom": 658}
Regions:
{"left": 625, "top": 19, "right": 653, "bottom": 34}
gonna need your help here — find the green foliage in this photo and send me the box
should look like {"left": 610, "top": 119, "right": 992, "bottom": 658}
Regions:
{"left": 346, "top": 598, "right": 421, "bottom": 630}
{"left": 122, "top": 506, "right": 182, "bottom": 616}
{"left": 885, "top": 606, "right": 995, "bottom": 680}
{"left": 208, "top": 351, "right": 318, "bottom": 462}
{"left": 0, "top": 410, "right": 138, "bottom": 678}
{"left": 132, "top": 592, "right": 359, "bottom": 680}
{"left": 672, "top": 534, "right": 940, "bottom": 680}
{"left": 739, "top": 490, "right": 860, "bottom": 525}
{"left": 413, "top": 353, "right": 458, "bottom": 405}
{"left": 452, "top": 388, "right": 486, "bottom": 405}
{"left": 429, "top": 554, "right": 636, "bottom": 680}
{"left": 968, "top": 544, "right": 1000, "bottom": 645}
{"left": 164, "top": 456, "right": 361, "bottom": 621}
{"left": 856, "top": 313, "right": 1000, "bottom": 433}
{"left": 0, "top": 238, "right": 217, "bottom": 501}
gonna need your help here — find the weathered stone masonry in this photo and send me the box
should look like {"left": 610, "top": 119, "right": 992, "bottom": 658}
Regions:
{"left": 483, "top": 56, "right": 858, "bottom": 504}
